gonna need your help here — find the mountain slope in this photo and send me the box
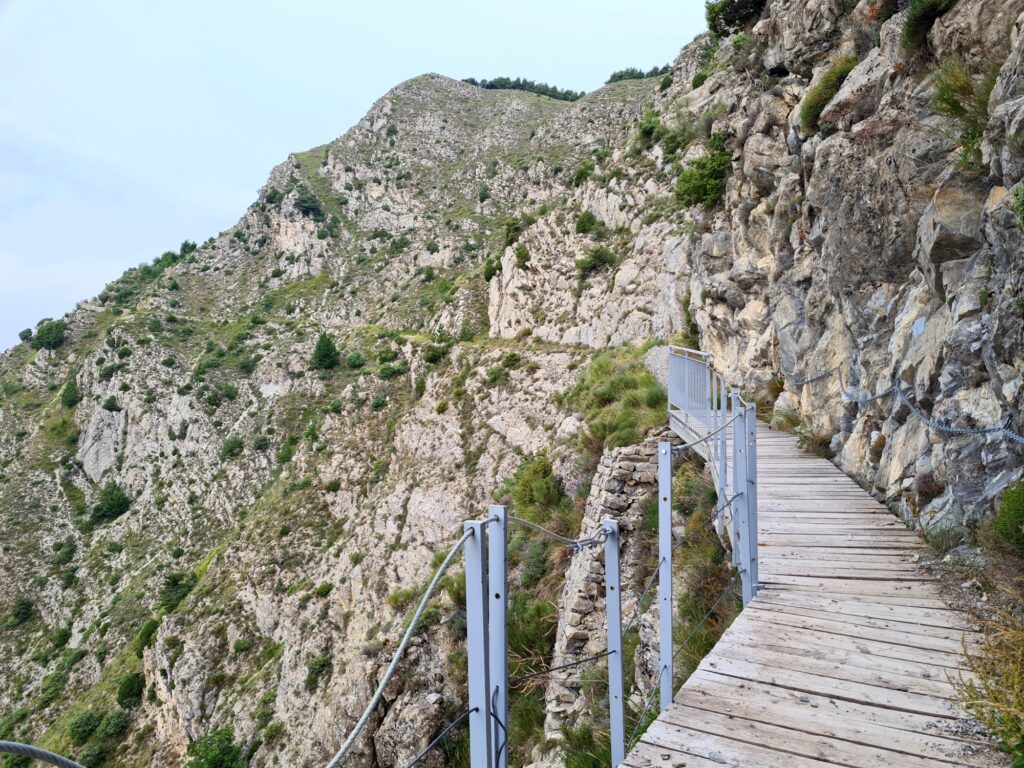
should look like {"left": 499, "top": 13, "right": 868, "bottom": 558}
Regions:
{"left": 1, "top": 1, "right": 1023, "bottom": 766}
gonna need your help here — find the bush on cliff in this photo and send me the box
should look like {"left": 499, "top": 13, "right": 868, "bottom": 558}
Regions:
{"left": 930, "top": 58, "right": 999, "bottom": 168}
{"left": 675, "top": 134, "right": 733, "bottom": 209}
{"left": 902, "top": 0, "right": 958, "bottom": 51}
{"left": 800, "top": 56, "right": 858, "bottom": 134}
{"left": 993, "top": 480, "right": 1024, "bottom": 552}
{"left": 705, "top": 0, "right": 767, "bottom": 36}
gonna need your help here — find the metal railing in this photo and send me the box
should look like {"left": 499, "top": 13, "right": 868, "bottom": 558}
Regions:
{"left": 329, "top": 347, "right": 761, "bottom": 768}
{"left": 327, "top": 507, "right": 627, "bottom": 768}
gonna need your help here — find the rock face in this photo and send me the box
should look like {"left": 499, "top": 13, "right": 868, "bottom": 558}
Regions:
{"left": 0, "top": 1, "right": 1022, "bottom": 766}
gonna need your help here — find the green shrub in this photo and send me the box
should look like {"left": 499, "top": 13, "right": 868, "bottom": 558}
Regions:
{"left": 293, "top": 185, "right": 324, "bottom": 220}
{"left": 101, "top": 395, "right": 121, "bottom": 412}
{"left": 378, "top": 361, "right": 409, "bottom": 380}
{"left": 659, "top": 75, "right": 674, "bottom": 91}
{"left": 134, "top": 618, "right": 160, "bottom": 657}
{"left": 675, "top": 136, "right": 733, "bottom": 208}
{"left": 575, "top": 211, "right": 601, "bottom": 234}
{"left": 1013, "top": 187, "right": 1024, "bottom": 229}
{"left": 314, "top": 582, "right": 333, "bottom": 597}
{"left": 220, "top": 436, "right": 244, "bottom": 461}
{"left": 305, "top": 653, "right": 332, "bottom": 691}
{"left": 930, "top": 59, "right": 999, "bottom": 168}
{"left": 902, "top": 0, "right": 958, "bottom": 51}
{"left": 7, "top": 597, "right": 33, "bottom": 628}
{"left": 575, "top": 245, "right": 616, "bottom": 281}
{"left": 253, "top": 434, "right": 270, "bottom": 451}
{"left": 371, "top": 395, "right": 387, "bottom": 411}
{"left": 95, "top": 710, "right": 131, "bottom": 739}
{"left": 158, "top": 571, "right": 197, "bottom": 613}
{"left": 116, "top": 673, "right": 145, "bottom": 709}
{"left": 483, "top": 257, "right": 501, "bottom": 282}
{"left": 705, "top": 0, "right": 767, "bottom": 36}
{"left": 69, "top": 710, "right": 101, "bottom": 746}
{"left": 508, "top": 454, "right": 570, "bottom": 531}
{"left": 18, "top": 328, "right": 32, "bottom": 343}
{"left": 514, "top": 244, "right": 531, "bottom": 268}
{"left": 91, "top": 482, "right": 130, "bottom": 525}
{"left": 345, "top": 351, "right": 366, "bottom": 369}
{"left": 60, "top": 378, "right": 82, "bottom": 408}
{"left": 425, "top": 239, "right": 439, "bottom": 253}
{"left": 562, "top": 723, "right": 610, "bottom": 768}
{"left": 800, "top": 57, "right": 858, "bottom": 134}
{"left": 572, "top": 160, "right": 595, "bottom": 187}
{"left": 32, "top": 320, "right": 66, "bottom": 350}
{"left": 310, "top": 333, "right": 340, "bottom": 370}
{"left": 185, "top": 727, "right": 244, "bottom": 768}
{"left": 422, "top": 344, "right": 449, "bottom": 364}
{"left": 993, "top": 481, "right": 1024, "bottom": 551}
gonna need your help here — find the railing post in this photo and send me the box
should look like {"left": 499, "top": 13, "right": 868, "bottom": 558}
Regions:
{"left": 464, "top": 521, "right": 492, "bottom": 768}
{"left": 603, "top": 519, "right": 625, "bottom": 767}
{"left": 744, "top": 406, "right": 760, "bottom": 598}
{"left": 488, "top": 506, "right": 508, "bottom": 768}
{"left": 657, "top": 443, "right": 673, "bottom": 713}
{"left": 717, "top": 376, "right": 727, "bottom": 509}
{"left": 730, "top": 390, "right": 743, "bottom": 570}
{"left": 730, "top": 393, "right": 755, "bottom": 606}
{"left": 705, "top": 360, "right": 712, "bottom": 428}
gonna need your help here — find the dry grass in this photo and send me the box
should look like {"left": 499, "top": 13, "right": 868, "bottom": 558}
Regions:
{"left": 957, "top": 597, "right": 1024, "bottom": 762}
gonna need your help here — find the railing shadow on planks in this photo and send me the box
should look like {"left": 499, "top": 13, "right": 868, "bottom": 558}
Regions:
{"left": 322, "top": 346, "right": 761, "bottom": 768}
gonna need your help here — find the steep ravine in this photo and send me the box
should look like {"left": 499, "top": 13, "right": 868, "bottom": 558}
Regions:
{"left": 0, "top": 1, "right": 1022, "bottom": 766}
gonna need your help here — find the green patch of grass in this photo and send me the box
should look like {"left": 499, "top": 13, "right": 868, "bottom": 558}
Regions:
{"left": 565, "top": 345, "right": 667, "bottom": 469}
{"left": 930, "top": 59, "right": 999, "bottom": 168}
{"left": 902, "top": 0, "right": 958, "bottom": 51}
{"left": 800, "top": 57, "right": 858, "bottom": 135}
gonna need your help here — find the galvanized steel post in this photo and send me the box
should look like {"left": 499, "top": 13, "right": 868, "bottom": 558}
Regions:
{"left": 603, "top": 519, "right": 625, "bottom": 766}
{"left": 488, "top": 506, "right": 508, "bottom": 768}
{"left": 744, "top": 406, "right": 760, "bottom": 598}
{"left": 464, "top": 520, "right": 492, "bottom": 768}
{"left": 657, "top": 443, "right": 673, "bottom": 712}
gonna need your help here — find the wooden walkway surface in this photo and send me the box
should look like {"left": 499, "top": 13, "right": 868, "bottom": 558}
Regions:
{"left": 626, "top": 420, "right": 1004, "bottom": 768}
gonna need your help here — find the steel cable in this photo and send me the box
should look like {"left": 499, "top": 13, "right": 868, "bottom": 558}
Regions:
{"left": 402, "top": 709, "right": 475, "bottom": 768}
{"left": 509, "top": 649, "right": 614, "bottom": 686}
{"left": 507, "top": 516, "right": 610, "bottom": 551}
{"left": 781, "top": 366, "right": 1024, "bottom": 445}
{"left": 326, "top": 527, "right": 475, "bottom": 768}
{"left": 625, "top": 574, "right": 740, "bottom": 752}
{"left": 0, "top": 742, "right": 86, "bottom": 768}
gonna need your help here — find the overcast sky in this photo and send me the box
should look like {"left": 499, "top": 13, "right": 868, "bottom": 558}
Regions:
{"left": 0, "top": 0, "right": 705, "bottom": 348}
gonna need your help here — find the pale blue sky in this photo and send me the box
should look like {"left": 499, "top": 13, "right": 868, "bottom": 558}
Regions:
{"left": 0, "top": 1, "right": 704, "bottom": 348}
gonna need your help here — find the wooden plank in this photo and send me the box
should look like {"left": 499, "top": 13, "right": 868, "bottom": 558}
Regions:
{"left": 660, "top": 702, "right": 973, "bottom": 767}
{"left": 640, "top": 719, "right": 840, "bottom": 768}
{"left": 744, "top": 603, "right": 975, "bottom": 652}
{"left": 708, "top": 637, "right": 960, "bottom": 699}
{"left": 721, "top": 619, "right": 970, "bottom": 673}
{"left": 697, "top": 655, "right": 961, "bottom": 718}
{"left": 675, "top": 678, "right": 1002, "bottom": 767}
{"left": 754, "top": 591, "right": 975, "bottom": 631}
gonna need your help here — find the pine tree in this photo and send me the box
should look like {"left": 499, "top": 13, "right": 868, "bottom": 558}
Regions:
{"left": 310, "top": 333, "right": 340, "bottom": 370}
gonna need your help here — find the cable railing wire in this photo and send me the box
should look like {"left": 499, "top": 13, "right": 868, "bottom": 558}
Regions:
{"left": 507, "top": 515, "right": 610, "bottom": 551}
{"left": 326, "top": 526, "right": 477, "bottom": 768}
{"left": 402, "top": 708, "right": 475, "bottom": 768}
{"left": 781, "top": 365, "right": 1024, "bottom": 445}
{"left": 625, "top": 574, "right": 740, "bottom": 752}
{"left": 0, "top": 742, "right": 86, "bottom": 768}
{"left": 509, "top": 649, "right": 614, "bottom": 686}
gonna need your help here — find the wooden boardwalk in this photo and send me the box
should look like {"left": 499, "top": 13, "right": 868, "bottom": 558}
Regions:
{"left": 626, "top": 421, "right": 1004, "bottom": 768}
